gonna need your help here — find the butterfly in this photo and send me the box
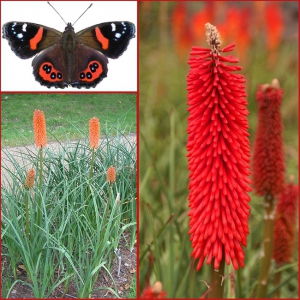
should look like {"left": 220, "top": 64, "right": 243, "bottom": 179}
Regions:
{"left": 2, "top": 14, "right": 135, "bottom": 89}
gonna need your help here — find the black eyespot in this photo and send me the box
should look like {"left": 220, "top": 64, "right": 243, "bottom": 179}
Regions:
{"left": 87, "top": 72, "right": 92, "bottom": 79}
{"left": 80, "top": 73, "right": 85, "bottom": 79}
{"left": 90, "top": 65, "right": 95, "bottom": 73}
{"left": 46, "top": 66, "right": 52, "bottom": 74}
{"left": 51, "top": 72, "right": 56, "bottom": 79}
{"left": 93, "top": 63, "right": 99, "bottom": 69}
{"left": 57, "top": 73, "right": 62, "bottom": 79}
{"left": 43, "top": 64, "right": 48, "bottom": 70}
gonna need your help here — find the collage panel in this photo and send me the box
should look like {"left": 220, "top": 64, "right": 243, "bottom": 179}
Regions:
{"left": 1, "top": 1, "right": 137, "bottom": 92}
{"left": 1, "top": 93, "right": 137, "bottom": 298}
{"left": 139, "top": 1, "right": 298, "bottom": 299}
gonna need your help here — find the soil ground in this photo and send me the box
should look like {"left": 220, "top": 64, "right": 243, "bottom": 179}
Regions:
{"left": 4, "top": 233, "right": 136, "bottom": 298}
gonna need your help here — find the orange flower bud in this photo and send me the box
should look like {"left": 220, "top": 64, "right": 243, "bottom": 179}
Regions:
{"left": 89, "top": 117, "right": 100, "bottom": 149}
{"left": 33, "top": 110, "right": 47, "bottom": 148}
{"left": 106, "top": 166, "right": 116, "bottom": 183}
{"left": 24, "top": 169, "right": 35, "bottom": 189}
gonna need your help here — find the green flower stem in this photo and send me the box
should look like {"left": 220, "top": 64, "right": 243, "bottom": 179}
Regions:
{"left": 85, "top": 148, "right": 95, "bottom": 208}
{"left": 96, "top": 182, "right": 112, "bottom": 260}
{"left": 37, "top": 146, "right": 43, "bottom": 227}
{"left": 89, "top": 148, "right": 95, "bottom": 179}
{"left": 257, "top": 193, "right": 275, "bottom": 298}
{"left": 274, "top": 269, "right": 282, "bottom": 298}
{"left": 25, "top": 191, "right": 29, "bottom": 240}
{"left": 209, "top": 254, "right": 225, "bottom": 298}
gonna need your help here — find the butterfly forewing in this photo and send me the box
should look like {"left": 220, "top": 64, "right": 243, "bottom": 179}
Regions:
{"left": 2, "top": 22, "right": 61, "bottom": 59}
{"left": 77, "top": 21, "right": 135, "bottom": 59}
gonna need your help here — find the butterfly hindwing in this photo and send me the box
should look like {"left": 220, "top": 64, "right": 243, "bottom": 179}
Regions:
{"left": 77, "top": 21, "right": 135, "bottom": 59}
{"left": 70, "top": 45, "right": 108, "bottom": 88}
{"left": 32, "top": 44, "right": 68, "bottom": 88}
{"left": 32, "top": 43, "right": 108, "bottom": 89}
{"left": 2, "top": 22, "right": 61, "bottom": 59}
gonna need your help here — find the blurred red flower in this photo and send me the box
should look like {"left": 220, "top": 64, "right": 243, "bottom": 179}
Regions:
{"left": 171, "top": 2, "right": 192, "bottom": 59}
{"left": 274, "top": 183, "right": 298, "bottom": 265}
{"left": 252, "top": 79, "right": 285, "bottom": 198}
{"left": 265, "top": 3, "right": 284, "bottom": 51}
{"left": 187, "top": 24, "right": 251, "bottom": 271}
{"left": 141, "top": 281, "right": 167, "bottom": 299}
{"left": 190, "top": 2, "right": 214, "bottom": 43}
{"left": 214, "top": 6, "right": 252, "bottom": 66}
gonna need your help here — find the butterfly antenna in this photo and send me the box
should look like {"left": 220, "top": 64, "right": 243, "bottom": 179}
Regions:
{"left": 47, "top": 2, "right": 67, "bottom": 25}
{"left": 72, "top": 3, "right": 93, "bottom": 26}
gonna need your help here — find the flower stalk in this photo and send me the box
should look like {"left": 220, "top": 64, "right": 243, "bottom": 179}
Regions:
{"left": 33, "top": 109, "right": 47, "bottom": 228}
{"left": 86, "top": 117, "right": 100, "bottom": 207}
{"left": 209, "top": 255, "right": 225, "bottom": 298}
{"left": 24, "top": 169, "right": 35, "bottom": 240}
{"left": 88, "top": 117, "right": 100, "bottom": 179}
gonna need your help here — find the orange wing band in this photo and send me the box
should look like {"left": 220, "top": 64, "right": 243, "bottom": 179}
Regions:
{"left": 30, "top": 27, "right": 44, "bottom": 50}
{"left": 95, "top": 27, "right": 109, "bottom": 50}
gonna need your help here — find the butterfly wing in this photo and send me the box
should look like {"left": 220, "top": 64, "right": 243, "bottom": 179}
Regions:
{"left": 76, "top": 21, "right": 135, "bottom": 59}
{"left": 70, "top": 45, "right": 108, "bottom": 88}
{"left": 2, "top": 22, "right": 62, "bottom": 59}
{"left": 32, "top": 44, "right": 68, "bottom": 88}
{"left": 32, "top": 44, "right": 108, "bottom": 89}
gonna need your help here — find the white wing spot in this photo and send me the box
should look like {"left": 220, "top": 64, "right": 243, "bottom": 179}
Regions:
{"left": 22, "top": 23, "right": 27, "bottom": 32}
{"left": 17, "top": 33, "right": 23, "bottom": 39}
{"left": 111, "top": 23, "right": 116, "bottom": 31}
{"left": 115, "top": 33, "right": 121, "bottom": 38}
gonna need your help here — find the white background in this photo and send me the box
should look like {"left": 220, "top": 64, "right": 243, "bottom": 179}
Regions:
{"left": 1, "top": 1, "right": 137, "bottom": 92}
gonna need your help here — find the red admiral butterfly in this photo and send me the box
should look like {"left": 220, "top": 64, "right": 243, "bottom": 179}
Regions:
{"left": 2, "top": 2, "right": 136, "bottom": 90}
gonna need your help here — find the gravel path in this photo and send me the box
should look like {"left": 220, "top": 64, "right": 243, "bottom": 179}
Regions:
{"left": 2, "top": 134, "right": 136, "bottom": 185}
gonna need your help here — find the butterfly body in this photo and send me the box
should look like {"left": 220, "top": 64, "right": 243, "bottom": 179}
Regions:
{"left": 2, "top": 21, "right": 135, "bottom": 89}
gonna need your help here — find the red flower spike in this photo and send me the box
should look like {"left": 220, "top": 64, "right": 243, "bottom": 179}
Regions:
{"left": 252, "top": 79, "right": 285, "bottom": 198}
{"left": 33, "top": 109, "right": 47, "bottom": 148}
{"left": 187, "top": 23, "right": 251, "bottom": 271}
{"left": 141, "top": 281, "right": 167, "bottom": 299}
{"left": 274, "top": 182, "right": 298, "bottom": 265}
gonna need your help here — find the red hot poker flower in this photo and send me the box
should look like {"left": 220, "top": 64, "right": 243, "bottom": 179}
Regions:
{"left": 33, "top": 109, "right": 47, "bottom": 148}
{"left": 106, "top": 166, "right": 116, "bottom": 183}
{"left": 89, "top": 117, "right": 100, "bottom": 149}
{"left": 141, "top": 281, "right": 167, "bottom": 299}
{"left": 24, "top": 169, "right": 36, "bottom": 189}
{"left": 187, "top": 23, "right": 251, "bottom": 271}
{"left": 252, "top": 79, "right": 285, "bottom": 198}
{"left": 274, "top": 182, "right": 298, "bottom": 265}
